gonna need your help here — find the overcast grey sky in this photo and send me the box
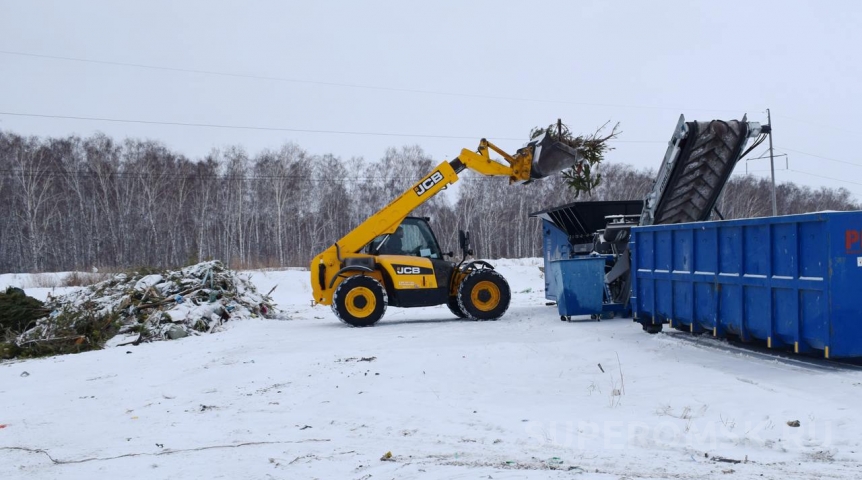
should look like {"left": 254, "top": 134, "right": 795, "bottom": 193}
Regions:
{"left": 1, "top": 0, "right": 860, "bottom": 198}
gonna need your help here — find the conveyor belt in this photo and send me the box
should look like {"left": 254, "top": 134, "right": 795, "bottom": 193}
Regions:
{"left": 642, "top": 116, "right": 756, "bottom": 226}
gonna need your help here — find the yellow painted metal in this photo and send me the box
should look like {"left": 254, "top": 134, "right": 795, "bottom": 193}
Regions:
{"left": 458, "top": 139, "right": 534, "bottom": 184}
{"left": 471, "top": 280, "right": 501, "bottom": 312}
{"left": 377, "top": 256, "right": 438, "bottom": 290}
{"left": 825, "top": 346, "right": 830, "bottom": 359}
{"left": 767, "top": 337, "right": 772, "bottom": 348}
{"left": 344, "top": 287, "right": 376, "bottom": 318}
{"left": 794, "top": 342, "right": 799, "bottom": 353}
{"left": 450, "top": 269, "right": 468, "bottom": 296}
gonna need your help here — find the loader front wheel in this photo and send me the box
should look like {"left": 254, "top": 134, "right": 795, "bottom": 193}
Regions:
{"left": 446, "top": 296, "right": 467, "bottom": 318}
{"left": 457, "top": 269, "right": 511, "bottom": 321}
{"left": 333, "top": 276, "right": 387, "bottom": 327}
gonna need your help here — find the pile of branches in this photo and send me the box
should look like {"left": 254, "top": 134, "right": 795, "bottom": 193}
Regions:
{"left": 530, "top": 120, "right": 620, "bottom": 197}
{"left": 13, "top": 261, "right": 278, "bottom": 357}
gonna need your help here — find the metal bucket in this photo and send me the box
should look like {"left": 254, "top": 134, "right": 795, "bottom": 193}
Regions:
{"left": 529, "top": 134, "right": 584, "bottom": 180}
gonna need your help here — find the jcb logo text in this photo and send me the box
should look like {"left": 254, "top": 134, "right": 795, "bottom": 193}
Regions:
{"left": 396, "top": 266, "right": 421, "bottom": 275}
{"left": 414, "top": 171, "right": 444, "bottom": 196}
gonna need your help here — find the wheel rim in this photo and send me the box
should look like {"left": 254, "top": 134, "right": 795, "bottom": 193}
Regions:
{"left": 345, "top": 287, "right": 376, "bottom": 317}
{"left": 471, "top": 280, "right": 500, "bottom": 312}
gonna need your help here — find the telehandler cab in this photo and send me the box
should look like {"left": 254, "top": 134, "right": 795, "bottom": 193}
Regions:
{"left": 310, "top": 134, "right": 584, "bottom": 326}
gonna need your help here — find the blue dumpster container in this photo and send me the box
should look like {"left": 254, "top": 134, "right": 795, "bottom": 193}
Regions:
{"left": 541, "top": 219, "right": 573, "bottom": 301}
{"left": 549, "top": 257, "right": 606, "bottom": 317}
{"left": 631, "top": 211, "right": 862, "bottom": 358}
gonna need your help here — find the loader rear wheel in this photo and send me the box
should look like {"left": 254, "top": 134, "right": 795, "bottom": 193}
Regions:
{"left": 333, "top": 276, "right": 387, "bottom": 327}
{"left": 446, "top": 296, "right": 467, "bottom": 318}
{"left": 457, "top": 269, "right": 511, "bottom": 321}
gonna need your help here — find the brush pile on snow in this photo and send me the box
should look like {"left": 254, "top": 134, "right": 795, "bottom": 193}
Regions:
{"left": 15, "top": 261, "right": 278, "bottom": 355}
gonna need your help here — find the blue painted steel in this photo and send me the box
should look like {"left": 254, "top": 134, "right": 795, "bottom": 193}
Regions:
{"left": 631, "top": 211, "right": 862, "bottom": 358}
{"left": 550, "top": 257, "right": 606, "bottom": 316}
{"left": 542, "top": 219, "right": 572, "bottom": 301}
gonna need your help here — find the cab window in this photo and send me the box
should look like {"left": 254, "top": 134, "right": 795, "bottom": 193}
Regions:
{"left": 400, "top": 219, "right": 442, "bottom": 259}
{"left": 365, "top": 218, "right": 442, "bottom": 259}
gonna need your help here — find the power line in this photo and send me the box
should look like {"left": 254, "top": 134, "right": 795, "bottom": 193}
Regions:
{"left": 0, "top": 49, "right": 746, "bottom": 113}
{"left": 733, "top": 166, "right": 862, "bottom": 197}
{"left": 745, "top": 153, "right": 787, "bottom": 161}
{"left": 786, "top": 168, "right": 862, "bottom": 188}
{"left": 744, "top": 147, "right": 771, "bottom": 160}
{"left": 772, "top": 114, "right": 862, "bottom": 137}
{"left": 738, "top": 164, "right": 862, "bottom": 191}
{"left": 0, "top": 169, "right": 540, "bottom": 183}
{"left": 774, "top": 146, "right": 862, "bottom": 168}
{"left": 0, "top": 111, "right": 501, "bottom": 140}
{"left": 0, "top": 111, "right": 665, "bottom": 143}
{"left": 737, "top": 168, "right": 786, "bottom": 174}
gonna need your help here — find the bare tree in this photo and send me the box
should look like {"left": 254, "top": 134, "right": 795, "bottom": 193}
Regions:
{"left": 0, "top": 129, "right": 858, "bottom": 272}
{"left": 6, "top": 136, "right": 60, "bottom": 271}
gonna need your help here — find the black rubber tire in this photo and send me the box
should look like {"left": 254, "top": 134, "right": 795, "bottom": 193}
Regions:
{"left": 332, "top": 276, "right": 387, "bottom": 327}
{"left": 457, "top": 269, "right": 511, "bottom": 321}
{"left": 643, "top": 324, "right": 663, "bottom": 334}
{"left": 446, "top": 296, "right": 467, "bottom": 318}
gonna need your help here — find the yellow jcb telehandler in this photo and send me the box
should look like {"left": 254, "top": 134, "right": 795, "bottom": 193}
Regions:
{"left": 310, "top": 134, "right": 584, "bottom": 326}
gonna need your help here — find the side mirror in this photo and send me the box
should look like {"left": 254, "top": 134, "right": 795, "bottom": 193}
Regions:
{"left": 444, "top": 251, "right": 454, "bottom": 258}
{"left": 459, "top": 230, "right": 471, "bottom": 257}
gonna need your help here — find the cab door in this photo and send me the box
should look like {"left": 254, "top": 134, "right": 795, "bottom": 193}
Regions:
{"left": 379, "top": 217, "right": 453, "bottom": 307}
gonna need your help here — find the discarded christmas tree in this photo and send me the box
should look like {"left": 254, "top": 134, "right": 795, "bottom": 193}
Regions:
{"left": 530, "top": 120, "right": 620, "bottom": 197}
{"left": 0, "top": 287, "right": 49, "bottom": 334}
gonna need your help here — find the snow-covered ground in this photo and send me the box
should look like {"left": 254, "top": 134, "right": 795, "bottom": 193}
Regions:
{"left": 2, "top": 259, "right": 862, "bottom": 479}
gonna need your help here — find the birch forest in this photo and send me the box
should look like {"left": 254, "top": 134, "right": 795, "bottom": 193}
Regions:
{"left": 0, "top": 131, "right": 858, "bottom": 273}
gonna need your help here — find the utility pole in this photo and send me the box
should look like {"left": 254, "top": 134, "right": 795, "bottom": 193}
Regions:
{"left": 767, "top": 108, "right": 777, "bottom": 216}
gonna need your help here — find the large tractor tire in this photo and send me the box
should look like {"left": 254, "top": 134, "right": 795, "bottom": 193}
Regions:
{"left": 457, "top": 269, "right": 511, "bottom": 321}
{"left": 332, "top": 276, "right": 387, "bottom": 327}
{"left": 446, "top": 296, "right": 467, "bottom": 318}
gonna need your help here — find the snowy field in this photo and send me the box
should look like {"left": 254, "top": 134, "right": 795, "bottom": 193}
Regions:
{"left": 2, "top": 259, "right": 862, "bottom": 479}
